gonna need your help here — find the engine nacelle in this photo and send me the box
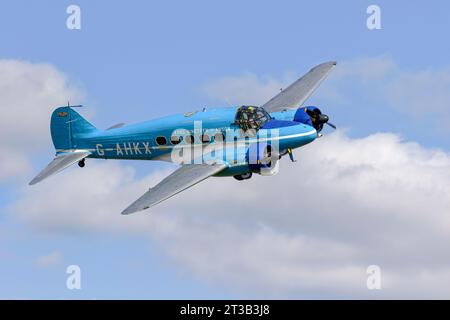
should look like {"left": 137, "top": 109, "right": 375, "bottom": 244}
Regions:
{"left": 247, "top": 143, "right": 280, "bottom": 176}
{"left": 259, "top": 157, "right": 280, "bottom": 176}
{"left": 294, "top": 106, "right": 325, "bottom": 132}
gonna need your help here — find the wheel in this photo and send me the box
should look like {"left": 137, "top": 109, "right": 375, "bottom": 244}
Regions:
{"left": 78, "top": 159, "right": 85, "bottom": 168}
{"left": 233, "top": 172, "right": 252, "bottom": 181}
{"left": 241, "top": 172, "right": 252, "bottom": 180}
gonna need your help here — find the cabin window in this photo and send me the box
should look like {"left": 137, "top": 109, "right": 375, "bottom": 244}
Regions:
{"left": 214, "top": 132, "right": 225, "bottom": 142}
{"left": 184, "top": 134, "right": 195, "bottom": 144}
{"left": 170, "top": 135, "right": 182, "bottom": 145}
{"left": 201, "top": 134, "right": 210, "bottom": 143}
{"left": 156, "top": 136, "right": 167, "bottom": 145}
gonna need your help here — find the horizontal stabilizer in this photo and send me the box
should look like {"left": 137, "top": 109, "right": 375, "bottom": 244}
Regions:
{"left": 122, "top": 163, "right": 226, "bottom": 215}
{"left": 106, "top": 123, "right": 125, "bottom": 130}
{"left": 29, "top": 151, "right": 91, "bottom": 185}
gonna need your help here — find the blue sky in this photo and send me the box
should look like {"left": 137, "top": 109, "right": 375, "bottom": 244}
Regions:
{"left": 1, "top": 0, "right": 450, "bottom": 299}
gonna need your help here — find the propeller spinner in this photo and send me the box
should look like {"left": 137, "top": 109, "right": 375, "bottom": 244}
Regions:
{"left": 305, "top": 108, "right": 336, "bottom": 131}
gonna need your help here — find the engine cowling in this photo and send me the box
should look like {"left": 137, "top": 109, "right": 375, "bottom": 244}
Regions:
{"left": 247, "top": 143, "right": 280, "bottom": 176}
{"left": 260, "top": 157, "right": 280, "bottom": 176}
{"left": 294, "top": 106, "right": 331, "bottom": 132}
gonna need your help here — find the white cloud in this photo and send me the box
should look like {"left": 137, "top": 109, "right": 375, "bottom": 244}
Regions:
{"left": 322, "top": 56, "right": 450, "bottom": 129}
{"left": 386, "top": 67, "right": 450, "bottom": 117}
{"left": 202, "top": 72, "right": 295, "bottom": 106}
{"left": 202, "top": 56, "right": 450, "bottom": 132}
{"left": 12, "top": 161, "right": 166, "bottom": 234}
{"left": 0, "top": 150, "right": 31, "bottom": 181}
{"left": 332, "top": 55, "right": 397, "bottom": 81}
{"left": 35, "top": 251, "right": 63, "bottom": 268}
{"left": 202, "top": 56, "right": 398, "bottom": 107}
{"left": 10, "top": 131, "right": 450, "bottom": 298}
{"left": 0, "top": 59, "right": 83, "bottom": 182}
{"left": 5, "top": 56, "right": 450, "bottom": 298}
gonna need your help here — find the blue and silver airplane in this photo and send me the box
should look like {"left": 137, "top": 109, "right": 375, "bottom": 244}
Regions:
{"left": 29, "top": 61, "right": 337, "bottom": 214}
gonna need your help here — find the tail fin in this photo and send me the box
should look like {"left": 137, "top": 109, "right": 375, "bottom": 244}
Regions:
{"left": 50, "top": 106, "right": 96, "bottom": 150}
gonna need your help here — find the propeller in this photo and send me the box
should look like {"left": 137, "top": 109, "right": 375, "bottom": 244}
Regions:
{"left": 326, "top": 122, "right": 337, "bottom": 129}
{"left": 305, "top": 108, "right": 336, "bottom": 131}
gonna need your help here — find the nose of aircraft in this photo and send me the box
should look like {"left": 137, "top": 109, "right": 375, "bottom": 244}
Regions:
{"left": 319, "top": 114, "right": 329, "bottom": 123}
{"left": 260, "top": 119, "right": 317, "bottom": 149}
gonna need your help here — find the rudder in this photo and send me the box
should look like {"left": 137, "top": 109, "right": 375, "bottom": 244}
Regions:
{"left": 50, "top": 106, "right": 96, "bottom": 151}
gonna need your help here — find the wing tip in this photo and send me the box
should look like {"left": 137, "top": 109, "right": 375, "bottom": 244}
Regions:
{"left": 319, "top": 60, "right": 337, "bottom": 68}
{"left": 121, "top": 205, "right": 150, "bottom": 215}
{"left": 121, "top": 207, "right": 135, "bottom": 215}
{"left": 28, "top": 176, "right": 42, "bottom": 186}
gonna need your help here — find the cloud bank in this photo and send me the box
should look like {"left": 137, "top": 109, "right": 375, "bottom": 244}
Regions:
{"left": 0, "top": 59, "right": 83, "bottom": 182}
{"left": 5, "top": 57, "right": 450, "bottom": 298}
{"left": 11, "top": 131, "right": 450, "bottom": 298}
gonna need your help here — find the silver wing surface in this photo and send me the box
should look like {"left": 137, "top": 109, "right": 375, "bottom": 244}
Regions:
{"left": 29, "top": 151, "right": 91, "bottom": 185}
{"left": 261, "top": 61, "right": 337, "bottom": 113}
{"left": 122, "top": 163, "right": 227, "bottom": 215}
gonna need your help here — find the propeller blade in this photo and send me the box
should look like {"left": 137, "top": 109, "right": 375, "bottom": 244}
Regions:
{"left": 287, "top": 148, "right": 296, "bottom": 162}
{"left": 306, "top": 109, "right": 319, "bottom": 118}
{"left": 305, "top": 108, "right": 336, "bottom": 130}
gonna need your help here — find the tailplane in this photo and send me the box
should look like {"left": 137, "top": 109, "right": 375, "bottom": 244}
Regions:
{"left": 29, "top": 106, "right": 96, "bottom": 185}
{"left": 29, "top": 151, "right": 91, "bottom": 185}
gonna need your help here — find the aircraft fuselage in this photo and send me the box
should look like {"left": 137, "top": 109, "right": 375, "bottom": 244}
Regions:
{"left": 56, "top": 106, "right": 317, "bottom": 176}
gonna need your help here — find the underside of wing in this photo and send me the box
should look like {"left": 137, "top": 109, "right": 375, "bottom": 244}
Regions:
{"left": 261, "top": 61, "right": 337, "bottom": 113}
{"left": 121, "top": 163, "right": 227, "bottom": 215}
{"left": 29, "top": 151, "right": 91, "bottom": 185}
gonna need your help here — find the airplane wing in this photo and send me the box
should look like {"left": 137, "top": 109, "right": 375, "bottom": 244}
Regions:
{"left": 121, "top": 163, "right": 227, "bottom": 215}
{"left": 261, "top": 61, "right": 337, "bottom": 113}
{"left": 29, "top": 151, "right": 91, "bottom": 185}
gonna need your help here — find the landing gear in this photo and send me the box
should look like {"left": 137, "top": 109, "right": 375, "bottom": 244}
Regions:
{"left": 78, "top": 159, "right": 85, "bottom": 168}
{"left": 233, "top": 172, "right": 252, "bottom": 181}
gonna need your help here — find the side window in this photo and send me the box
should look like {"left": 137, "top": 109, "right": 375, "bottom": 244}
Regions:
{"left": 156, "top": 136, "right": 167, "bottom": 146}
{"left": 214, "top": 132, "right": 225, "bottom": 142}
{"left": 184, "top": 134, "right": 195, "bottom": 144}
{"left": 170, "top": 135, "right": 182, "bottom": 145}
{"left": 201, "top": 134, "right": 210, "bottom": 143}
